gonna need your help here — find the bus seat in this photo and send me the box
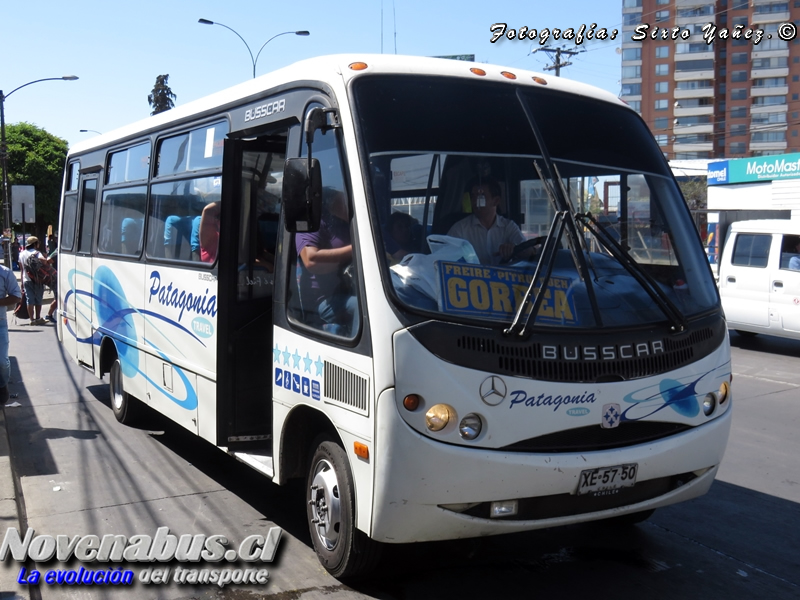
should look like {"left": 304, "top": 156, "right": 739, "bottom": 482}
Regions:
{"left": 121, "top": 217, "right": 143, "bottom": 255}
{"left": 164, "top": 215, "right": 195, "bottom": 260}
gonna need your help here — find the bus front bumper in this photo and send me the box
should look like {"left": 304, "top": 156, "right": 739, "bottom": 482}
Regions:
{"left": 369, "top": 390, "right": 731, "bottom": 543}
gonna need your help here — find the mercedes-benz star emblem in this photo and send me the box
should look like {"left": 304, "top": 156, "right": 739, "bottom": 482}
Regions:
{"left": 479, "top": 376, "right": 507, "bottom": 406}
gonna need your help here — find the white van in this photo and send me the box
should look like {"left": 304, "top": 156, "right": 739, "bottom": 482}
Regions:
{"left": 718, "top": 219, "right": 800, "bottom": 339}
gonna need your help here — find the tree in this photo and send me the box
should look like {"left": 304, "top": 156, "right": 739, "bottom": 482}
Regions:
{"left": 678, "top": 177, "right": 709, "bottom": 243}
{"left": 5, "top": 122, "right": 68, "bottom": 238}
{"left": 678, "top": 177, "right": 707, "bottom": 211}
{"left": 148, "top": 74, "right": 176, "bottom": 115}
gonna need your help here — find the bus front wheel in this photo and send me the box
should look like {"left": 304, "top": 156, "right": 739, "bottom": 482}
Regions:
{"left": 306, "top": 438, "right": 381, "bottom": 579}
{"left": 109, "top": 358, "right": 138, "bottom": 425}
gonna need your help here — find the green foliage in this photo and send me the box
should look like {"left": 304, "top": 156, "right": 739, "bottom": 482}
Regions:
{"left": 5, "top": 122, "right": 68, "bottom": 235}
{"left": 678, "top": 177, "right": 707, "bottom": 211}
{"left": 148, "top": 74, "right": 176, "bottom": 115}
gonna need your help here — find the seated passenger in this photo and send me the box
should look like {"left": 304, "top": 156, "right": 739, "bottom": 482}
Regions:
{"left": 385, "top": 212, "right": 418, "bottom": 264}
{"left": 447, "top": 177, "right": 528, "bottom": 265}
{"left": 295, "top": 188, "right": 357, "bottom": 336}
{"left": 789, "top": 237, "right": 800, "bottom": 270}
{"left": 199, "top": 202, "right": 221, "bottom": 263}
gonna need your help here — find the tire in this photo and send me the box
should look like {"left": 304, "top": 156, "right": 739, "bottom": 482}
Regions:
{"left": 306, "top": 438, "right": 382, "bottom": 579}
{"left": 109, "top": 358, "right": 138, "bottom": 425}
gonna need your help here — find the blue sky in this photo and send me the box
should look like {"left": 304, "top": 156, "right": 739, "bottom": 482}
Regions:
{"left": 2, "top": 0, "right": 625, "bottom": 148}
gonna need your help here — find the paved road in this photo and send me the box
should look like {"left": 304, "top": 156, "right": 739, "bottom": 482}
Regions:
{"left": 0, "top": 323, "right": 798, "bottom": 599}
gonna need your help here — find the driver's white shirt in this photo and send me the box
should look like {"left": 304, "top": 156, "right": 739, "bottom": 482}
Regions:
{"left": 447, "top": 213, "right": 525, "bottom": 265}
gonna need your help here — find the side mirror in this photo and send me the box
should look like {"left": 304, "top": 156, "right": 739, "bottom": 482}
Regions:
{"left": 282, "top": 158, "right": 322, "bottom": 232}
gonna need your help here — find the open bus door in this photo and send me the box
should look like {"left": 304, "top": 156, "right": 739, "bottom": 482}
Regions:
{"left": 217, "top": 134, "right": 288, "bottom": 451}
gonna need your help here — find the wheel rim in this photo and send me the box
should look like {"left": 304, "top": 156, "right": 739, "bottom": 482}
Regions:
{"left": 309, "top": 458, "right": 342, "bottom": 551}
{"left": 110, "top": 361, "right": 124, "bottom": 411}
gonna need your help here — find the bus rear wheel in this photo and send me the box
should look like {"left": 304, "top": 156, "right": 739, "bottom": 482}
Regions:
{"left": 306, "top": 438, "right": 381, "bottom": 579}
{"left": 109, "top": 358, "right": 138, "bottom": 425}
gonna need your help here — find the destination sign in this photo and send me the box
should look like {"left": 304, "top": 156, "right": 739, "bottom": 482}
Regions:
{"left": 437, "top": 261, "right": 577, "bottom": 324}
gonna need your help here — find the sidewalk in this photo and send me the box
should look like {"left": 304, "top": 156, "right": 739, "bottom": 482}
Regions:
{"left": 0, "top": 267, "right": 46, "bottom": 600}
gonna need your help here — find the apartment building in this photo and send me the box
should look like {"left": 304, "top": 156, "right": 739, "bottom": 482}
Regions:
{"left": 620, "top": 0, "right": 800, "bottom": 159}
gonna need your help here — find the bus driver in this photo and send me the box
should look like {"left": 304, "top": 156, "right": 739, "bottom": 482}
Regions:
{"left": 447, "top": 177, "right": 532, "bottom": 265}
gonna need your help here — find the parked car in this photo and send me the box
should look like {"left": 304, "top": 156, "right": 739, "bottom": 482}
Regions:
{"left": 718, "top": 219, "right": 800, "bottom": 339}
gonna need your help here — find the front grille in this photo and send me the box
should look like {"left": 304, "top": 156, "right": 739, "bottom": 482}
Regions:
{"left": 502, "top": 421, "right": 693, "bottom": 453}
{"left": 408, "top": 314, "right": 726, "bottom": 384}
{"left": 459, "top": 327, "right": 713, "bottom": 383}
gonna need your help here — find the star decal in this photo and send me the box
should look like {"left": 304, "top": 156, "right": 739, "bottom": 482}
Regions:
{"left": 292, "top": 349, "right": 302, "bottom": 368}
{"left": 314, "top": 356, "right": 324, "bottom": 376}
{"left": 303, "top": 352, "right": 313, "bottom": 373}
{"left": 282, "top": 346, "right": 291, "bottom": 365}
{"left": 273, "top": 344, "right": 281, "bottom": 363}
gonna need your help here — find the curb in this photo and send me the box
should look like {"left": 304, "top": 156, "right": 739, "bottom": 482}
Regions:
{"left": 0, "top": 407, "right": 29, "bottom": 600}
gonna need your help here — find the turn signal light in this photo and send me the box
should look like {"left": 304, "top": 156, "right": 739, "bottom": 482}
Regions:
{"left": 353, "top": 442, "right": 369, "bottom": 459}
{"left": 403, "top": 394, "right": 421, "bottom": 411}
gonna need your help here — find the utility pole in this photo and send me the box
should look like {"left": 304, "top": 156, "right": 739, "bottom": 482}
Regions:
{"left": 532, "top": 46, "right": 583, "bottom": 76}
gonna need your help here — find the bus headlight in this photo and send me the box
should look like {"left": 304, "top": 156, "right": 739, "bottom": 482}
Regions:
{"left": 425, "top": 404, "right": 455, "bottom": 432}
{"left": 702, "top": 393, "right": 716, "bottom": 416}
{"left": 459, "top": 414, "right": 482, "bottom": 440}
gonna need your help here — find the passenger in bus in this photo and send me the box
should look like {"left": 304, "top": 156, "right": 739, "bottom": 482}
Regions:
{"left": 385, "top": 212, "right": 418, "bottom": 264}
{"left": 447, "top": 177, "right": 531, "bottom": 265}
{"left": 199, "top": 201, "right": 221, "bottom": 263}
{"left": 295, "top": 188, "right": 357, "bottom": 336}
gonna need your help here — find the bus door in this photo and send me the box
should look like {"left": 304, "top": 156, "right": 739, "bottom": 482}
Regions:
{"left": 75, "top": 176, "right": 98, "bottom": 368}
{"left": 217, "top": 133, "right": 287, "bottom": 447}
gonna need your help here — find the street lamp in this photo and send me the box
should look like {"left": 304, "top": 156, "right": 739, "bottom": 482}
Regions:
{"left": 80, "top": 129, "right": 102, "bottom": 134}
{"left": 198, "top": 19, "right": 309, "bottom": 79}
{"left": 0, "top": 76, "right": 79, "bottom": 267}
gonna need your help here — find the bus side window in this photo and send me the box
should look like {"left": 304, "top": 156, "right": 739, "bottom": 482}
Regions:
{"left": 147, "top": 177, "right": 221, "bottom": 263}
{"left": 287, "top": 129, "right": 360, "bottom": 338}
{"left": 236, "top": 144, "right": 283, "bottom": 301}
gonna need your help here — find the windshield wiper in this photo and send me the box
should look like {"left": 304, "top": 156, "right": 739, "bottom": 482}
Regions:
{"left": 504, "top": 211, "right": 567, "bottom": 337}
{"left": 577, "top": 212, "right": 687, "bottom": 332}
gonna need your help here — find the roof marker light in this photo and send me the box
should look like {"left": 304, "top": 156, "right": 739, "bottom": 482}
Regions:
{"left": 349, "top": 62, "right": 368, "bottom": 71}
{"left": 532, "top": 76, "right": 548, "bottom": 85}
{"left": 501, "top": 71, "right": 517, "bottom": 80}
{"left": 470, "top": 68, "right": 487, "bottom": 76}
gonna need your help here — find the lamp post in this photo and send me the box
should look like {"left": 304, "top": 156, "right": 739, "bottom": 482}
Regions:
{"left": 80, "top": 129, "right": 102, "bottom": 135}
{"left": 198, "top": 19, "right": 309, "bottom": 78}
{"left": 0, "top": 76, "right": 79, "bottom": 267}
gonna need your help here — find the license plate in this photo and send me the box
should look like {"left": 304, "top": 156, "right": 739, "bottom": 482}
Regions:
{"left": 577, "top": 463, "right": 638, "bottom": 495}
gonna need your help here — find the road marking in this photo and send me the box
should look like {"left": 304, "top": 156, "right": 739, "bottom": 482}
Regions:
{"left": 732, "top": 373, "right": 800, "bottom": 387}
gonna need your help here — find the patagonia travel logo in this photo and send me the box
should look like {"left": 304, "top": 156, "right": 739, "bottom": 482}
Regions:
{"left": 566, "top": 407, "right": 590, "bottom": 417}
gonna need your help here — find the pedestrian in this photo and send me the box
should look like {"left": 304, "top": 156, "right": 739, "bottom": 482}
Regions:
{"left": 0, "top": 261, "right": 22, "bottom": 404}
{"left": 45, "top": 238, "right": 59, "bottom": 323}
{"left": 19, "top": 236, "right": 47, "bottom": 325}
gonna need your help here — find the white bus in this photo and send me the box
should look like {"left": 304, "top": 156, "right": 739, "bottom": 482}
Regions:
{"left": 58, "top": 55, "right": 732, "bottom": 578}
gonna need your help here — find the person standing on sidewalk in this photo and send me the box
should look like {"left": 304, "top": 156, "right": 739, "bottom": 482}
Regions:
{"left": 45, "top": 236, "right": 58, "bottom": 323}
{"left": 0, "top": 262, "right": 21, "bottom": 404}
{"left": 19, "top": 236, "right": 47, "bottom": 325}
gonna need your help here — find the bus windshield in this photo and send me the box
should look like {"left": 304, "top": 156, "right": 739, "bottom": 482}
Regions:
{"left": 354, "top": 75, "right": 718, "bottom": 329}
